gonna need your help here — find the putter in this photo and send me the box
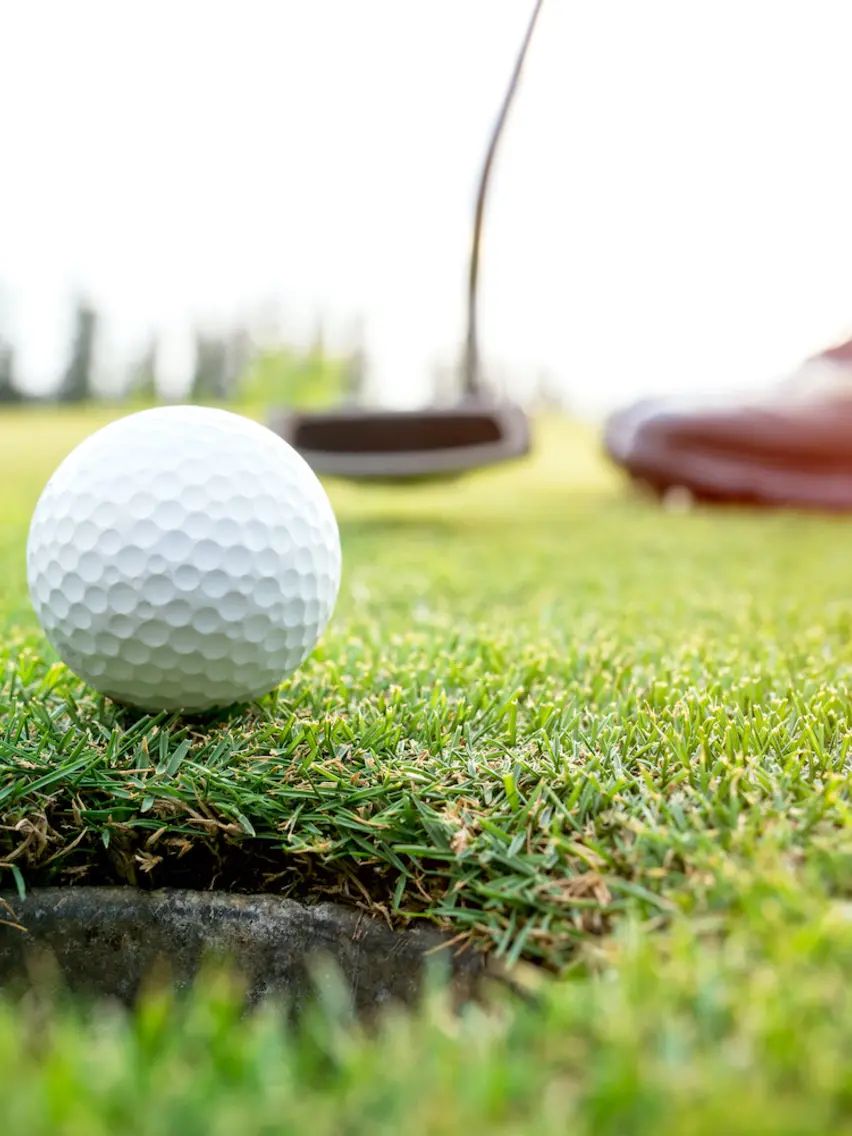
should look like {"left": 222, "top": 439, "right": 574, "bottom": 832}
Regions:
{"left": 271, "top": 0, "right": 545, "bottom": 482}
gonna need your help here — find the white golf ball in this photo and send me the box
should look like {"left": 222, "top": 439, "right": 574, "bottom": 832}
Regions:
{"left": 26, "top": 405, "right": 342, "bottom": 712}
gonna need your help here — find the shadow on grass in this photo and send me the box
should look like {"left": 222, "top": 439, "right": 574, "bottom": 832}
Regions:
{"left": 336, "top": 489, "right": 632, "bottom": 541}
{"left": 102, "top": 696, "right": 257, "bottom": 732}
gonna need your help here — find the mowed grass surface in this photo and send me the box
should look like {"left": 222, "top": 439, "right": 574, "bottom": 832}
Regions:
{"left": 4, "top": 406, "right": 852, "bottom": 1130}
{"left": 3, "top": 407, "right": 852, "bottom": 964}
{"left": 7, "top": 889, "right": 852, "bottom": 1136}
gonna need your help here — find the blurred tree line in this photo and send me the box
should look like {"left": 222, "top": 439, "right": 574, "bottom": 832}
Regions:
{"left": 0, "top": 295, "right": 568, "bottom": 412}
{"left": 0, "top": 296, "right": 364, "bottom": 410}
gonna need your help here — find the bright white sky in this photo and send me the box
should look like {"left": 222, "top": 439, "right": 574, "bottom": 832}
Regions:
{"left": 3, "top": 0, "right": 852, "bottom": 416}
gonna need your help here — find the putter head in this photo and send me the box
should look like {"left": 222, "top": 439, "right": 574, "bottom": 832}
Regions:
{"left": 271, "top": 399, "right": 531, "bottom": 482}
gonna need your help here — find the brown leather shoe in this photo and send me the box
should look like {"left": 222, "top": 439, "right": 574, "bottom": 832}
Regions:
{"left": 603, "top": 334, "right": 852, "bottom": 510}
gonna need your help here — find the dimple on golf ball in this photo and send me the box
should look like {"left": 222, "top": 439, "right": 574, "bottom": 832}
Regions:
{"left": 26, "top": 405, "right": 342, "bottom": 712}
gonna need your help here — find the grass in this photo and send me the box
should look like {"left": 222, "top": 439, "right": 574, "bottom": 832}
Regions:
{"left": 5, "top": 877, "right": 852, "bottom": 1134}
{"left": 3, "top": 404, "right": 852, "bottom": 1128}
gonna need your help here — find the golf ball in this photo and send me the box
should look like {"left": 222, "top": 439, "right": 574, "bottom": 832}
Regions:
{"left": 26, "top": 405, "right": 342, "bottom": 712}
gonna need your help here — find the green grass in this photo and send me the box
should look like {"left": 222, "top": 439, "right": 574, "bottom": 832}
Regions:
{"left": 3, "top": 404, "right": 852, "bottom": 1129}
{"left": 5, "top": 880, "right": 852, "bottom": 1134}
